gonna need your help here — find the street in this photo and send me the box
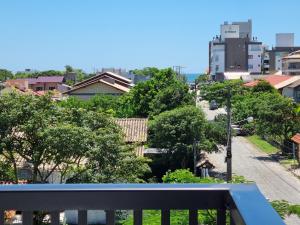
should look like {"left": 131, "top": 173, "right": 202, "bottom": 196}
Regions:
{"left": 199, "top": 100, "right": 300, "bottom": 224}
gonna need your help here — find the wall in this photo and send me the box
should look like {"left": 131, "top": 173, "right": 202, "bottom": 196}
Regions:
{"left": 210, "top": 44, "right": 225, "bottom": 75}
{"left": 220, "top": 24, "right": 239, "bottom": 40}
{"left": 282, "top": 87, "right": 294, "bottom": 99}
{"left": 225, "top": 38, "right": 248, "bottom": 72}
{"left": 233, "top": 20, "right": 252, "bottom": 39}
{"left": 248, "top": 44, "right": 263, "bottom": 74}
{"left": 31, "top": 82, "right": 60, "bottom": 91}
{"left": 68, "top": 82, "right": 124, "bottom": 100}
{"left": 276, "top": 33, "right": 294, "bottom": 47}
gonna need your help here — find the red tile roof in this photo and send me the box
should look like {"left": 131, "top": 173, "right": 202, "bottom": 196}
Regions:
{"left": 291, "top": 133, "right": 300, "bottom": 144}
{"left": 244, "top": 75, "right": 292, "bottom": 87}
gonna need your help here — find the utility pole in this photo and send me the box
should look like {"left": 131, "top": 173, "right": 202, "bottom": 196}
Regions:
{"left": 193, "top": 140, "right": 198, "bottom": 175}
{"left": 226, "top": 87, "right": 232, "bottom": 182}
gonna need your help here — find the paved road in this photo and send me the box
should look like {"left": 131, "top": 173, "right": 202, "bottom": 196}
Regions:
{"left": 199, "top": 100, "right": 300, "bottom": 224}
{"left": 197, "top": 100, "right": 226, "bottom": 121}
{"left": 209, "top": 137, "right": 300, "bottom": 203}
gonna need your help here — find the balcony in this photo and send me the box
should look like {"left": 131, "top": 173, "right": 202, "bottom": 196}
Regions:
{"left": 0, "top": 184, "right": 284, "bottom": 225}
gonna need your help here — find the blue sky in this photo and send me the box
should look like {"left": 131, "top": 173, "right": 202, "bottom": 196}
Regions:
{"left": 1, "top": 0, "right": 299, "bottom": 73}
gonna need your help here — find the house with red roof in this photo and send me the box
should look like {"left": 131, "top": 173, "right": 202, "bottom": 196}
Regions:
{"left": 291, "top": 133, "right": 300, "bottom": 162}
{"left": 244, "top": 74, "right": 300, "bottom": 102}
{"left": 2, "top": 76, "right": 71, "bottom": 99}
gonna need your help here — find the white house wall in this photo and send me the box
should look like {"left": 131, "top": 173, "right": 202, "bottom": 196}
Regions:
{"left": 248, "top": 44, "right": 263, "bottom": 74}
{"left": 211, "top": 44, "right": 225, "bottom": 75}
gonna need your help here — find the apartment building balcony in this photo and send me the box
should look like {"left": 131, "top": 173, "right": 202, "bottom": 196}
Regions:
{"left": 0, "top": 184, "right": 284, "bottom": 225}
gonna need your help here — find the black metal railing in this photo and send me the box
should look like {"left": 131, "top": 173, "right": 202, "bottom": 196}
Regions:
{"left": 0, "top": 184, "right": 284, "bottom": 225}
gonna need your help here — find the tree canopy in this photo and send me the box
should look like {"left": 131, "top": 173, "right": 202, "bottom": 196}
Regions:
{"left": 120, "top": 68, "right": 194, "bottom": 117}
{"left": 148, "top": 106, "right": 224, "bottom": 172}
{"left": 0, "top": 92, "right": 149, "bottom": 183}
{"left": 0, "top": 69, "right": 13, "bottom": 82}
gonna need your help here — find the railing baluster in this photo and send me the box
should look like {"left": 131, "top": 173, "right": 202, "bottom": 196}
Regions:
{"left": 106, "top": 210, "right": 115, "bottom": 225}
{"left": 161, "top": 210, "right": 170, "bottom": 225}
{"left": 22, "top": 211, "right": 33, "bottom": 225}
{"left": 134, "top": 210, "right": 143, "bottom": 225}
{"left": 189, "top": 210, "right": 198, "bottom": 225}
{"left": 78, "top": 210, "right": 87, "bottom": 225}
{"left": 0, "top": 211, "right": 4, "bottom": 225}
{"left": 217, "top": 209, "right": 226, "bottom": 225}
{"left": 50, "top": 211, "right": 60, "bottom": 225}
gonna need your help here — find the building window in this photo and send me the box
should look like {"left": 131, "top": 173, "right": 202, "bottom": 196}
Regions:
{"left": 258, "top": 64, "right": 261, "bottom": 67}
{"left": 248, "top": 65, "right": 253, "bottom": 69}
{"left": 215, "top": 65, "right": 219, "bottom": 72}
{"left": 49, "top": 87, "right": 55, "bottom": 90}
{"left": 248, "top": 55, "right": 253, "bottom": 59}
{"left": 36, "top": 87, "right": 43, "bottom": 91}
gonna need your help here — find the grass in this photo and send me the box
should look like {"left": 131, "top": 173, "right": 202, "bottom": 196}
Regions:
{"left": 247, "top": 135, "right": 279, "bottom": 154}
{"left": 280, "top": 159, "right": 297, "bottom": 166}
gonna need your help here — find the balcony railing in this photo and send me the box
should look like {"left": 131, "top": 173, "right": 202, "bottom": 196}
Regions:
{"left": 0, "top": 184, "right": 284, "bottom": 225}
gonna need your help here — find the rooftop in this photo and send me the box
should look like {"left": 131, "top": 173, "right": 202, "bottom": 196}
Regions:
{"left": 291, "top": 133, "right": 300, "bottom": 144}
{"left": 115, "top": 118, "right": 148, "bottom": 143}
{"left": 244, "top": 75, "right": 295, "bottom": 88}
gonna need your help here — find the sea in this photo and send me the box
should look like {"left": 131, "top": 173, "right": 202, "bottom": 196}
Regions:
{"left": 183, "top": 73, "right": 202, "bottom": 84}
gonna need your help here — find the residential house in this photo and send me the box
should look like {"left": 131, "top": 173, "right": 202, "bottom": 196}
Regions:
{"left": 244, "top": 74, "right": 300, "bottom": 102}
{"left": 64, "top": 72, "right": 132, "bottom": 100}
{"left": 27, "top": 76, "right": 65, "bottom": 91}
{"left": 291, "top": 133, "right": 300, "bottom": 162}
{"left": 282, "top": 50, "right": 300, "bottom": 75}
{"left": 115, "top": 118, "right": 148, "bottom": 156}
{"left": 5, "top": 76, "right": 69, "bottom": 92}
{"left": 1, "top": 77, "right": 70, "bottom": 100}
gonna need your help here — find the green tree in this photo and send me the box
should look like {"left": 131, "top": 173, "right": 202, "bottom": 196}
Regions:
{"left": 121, "top": 68, "right": 193, "bottom": 117}
{"left": 65, "top": 65, "right": 74, "bottom": 73}
{"left": 195, "top": 74, "right": 209, "bottom": 84}
{"left": 232, "top": 91, "right": 300, "bottom": 146}
{"left": 149, "top": 106, "right": 207, "bottom": 170}
{"left": 200, "top": 80, "right": 247, "bottom": 106}
{"left": 58, "top": 95, "right": 121, "bottom": 116}
{"left": 0, "top": 92, "right": 149, "bottom": 183}
{"left": 150, "top": 82, "right": 194, "bottom": 116}
{"left": 252, "top": 80, "right": 276, "bottom": 93}
{"left": 0, "top": 69, "right": 13, "bottom": 81}
{"left": 130, "top": 67, "right": 160, "bottom": 77}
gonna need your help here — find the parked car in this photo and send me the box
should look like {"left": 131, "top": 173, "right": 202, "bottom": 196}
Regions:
{"left": 209, "top": 100, "right": 218, "bottom": 110}
{"left": 232, "top": 124, "right": 247, "bottom": 136}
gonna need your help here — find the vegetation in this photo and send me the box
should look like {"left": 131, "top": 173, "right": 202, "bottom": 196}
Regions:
{"left": 247, "top": 135, "right": 279, "bottom": 154}
{"left": 148, "top": 106, "right": 225, "bottom": 174}
{"left": 130, "top": 67, "right": 160, "bottom": 77}
{"left": 120, "top": 68, "right": 194, "bottom": 117}
{"left": 0, "top": 93, "right": 149, "bottom": 183}
{"left": 0, "top": 69, "right": 13, "bottom": 82}
{"left": 195, "top": 73, "right": 209, "bottom": 84}
{"left": 271, "top": 200, "right": 300, "bottom": 219}
{"left": 121, "top": 169, "right": 222, "bottom": 225}
{"left": 200, "top": 79, "right": 245, "bottom": 106}
{"left": 201, "top": 80, "right": 300, "bottom": 151}
{"left": 58, "top": 95, "right": 121, "bottom": 116}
